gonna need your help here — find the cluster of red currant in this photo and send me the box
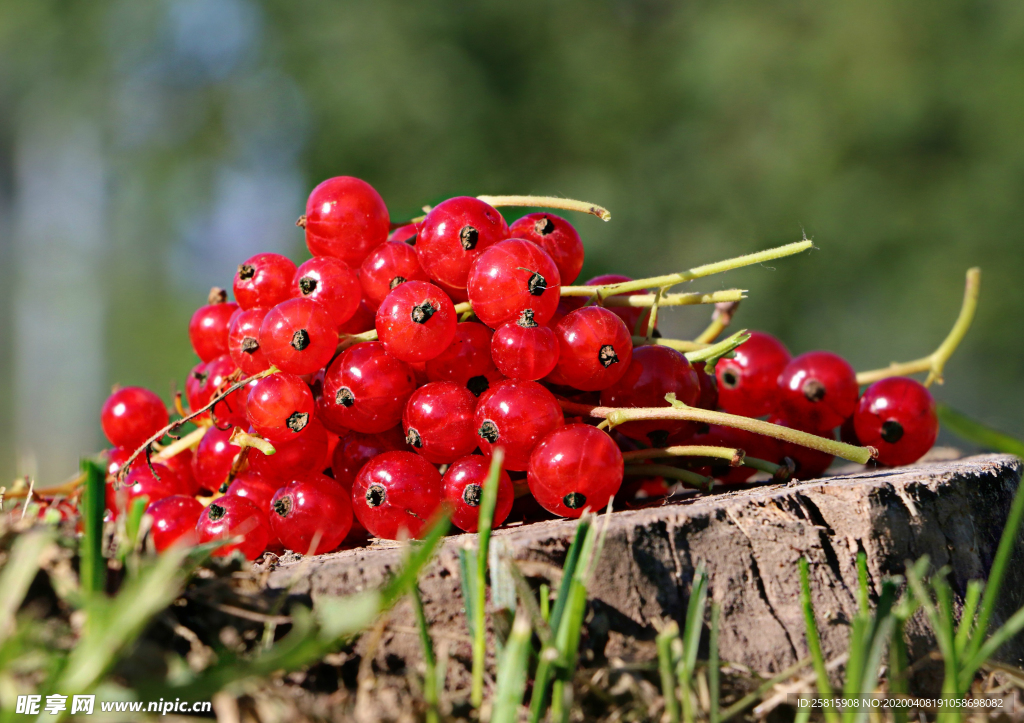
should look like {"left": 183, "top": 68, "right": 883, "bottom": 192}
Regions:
{"left": 82, "top": 175, "right": 947, "bottom": 560}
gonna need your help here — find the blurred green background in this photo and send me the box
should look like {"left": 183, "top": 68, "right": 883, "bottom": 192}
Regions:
{"left": 1, "top": 0, "right": 1021, "bottom": 486}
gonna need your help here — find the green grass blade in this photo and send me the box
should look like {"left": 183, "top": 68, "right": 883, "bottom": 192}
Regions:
{"left": 842, "top": 616, "right": 868, "bottom": 721}
{"left": 718, "top": 658, "right": 811, "bottom": 723}
{"left": 492, "top": 610, "right": 533, "bottom": 723}
{"left": 540, "top": 583, "right": 551, "bottom": 623}
{"left": 889, "top": 618, "right": 909, "bottom": 723}
{"left": 799, "top": 557, "right": 839, "bottom": 723}
{"left": 79, "top": 459, "right": 106, "bottom": 597}
{"left": 549, "top": 518, "right": 591, "bottom": 633}
{"left": 0, "top": 530, "right": 52, "bottom": 647}
{"left": 851, "top": 583, "right": 898, "bottom": 723}
{"left": 856, "top": 552, "right": 870, "bottom": 613}
{"left": 657, "top": 622, "right": 681, "bottom": 723}
{"left": 381, "top": 511, "right": 450, "bottom": 610}
{"left": 459, "top": 546, "right": 478, "bottom": 639}
{"left": 955, "top": 580, "right": 983, "bottom": 658}
{"left": 709, "top": 603, "right": 721, "bottom": 723}
{"left": 683, "top": 565, "right": 707, "bottom": 674}
{"left": 472, "top": 448, "right": 505, "bottom": 708}
{"left": 959, "top": 603, "right": 1024, "bottom": 692}
{"left": 412, "top": 585, "right": 439, "bottom": 723}
{"left": 936, "top": 404, "right": 1024, "bottom": 457}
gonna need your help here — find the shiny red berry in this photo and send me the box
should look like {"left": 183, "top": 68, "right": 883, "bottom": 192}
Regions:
{"left": 196, "top": 494, "right": 271, "bottom": 559}
{"left": 402, "top": 381, "right": 478, "bottom": 464}
{"left": 425, "top": 322, "right": 503, "bottom": 396}
{"left": 106, "top": 463, "right": 182, "bottom": 517}
{"left": 563, "top": 275, "right": 652, "bottom": 333}
{"left": 715, "top": 332, "right": 791, "bottom": 418}
{"left": 768, "top": 416, "right": 835, "bottom": 479}
{"left": 294, "top": 256, "right": 361, "bottom": 329}
{"left": 777, "top": 351, "right": 858, "bottom": 432}
{"left": 194, "top": 355, "right": 249, "bottom": 428}
{"left": 147, "top": 495, "right": 204, "bottom": 552}
{"left": 245, "top": 372, "right": 315, "bottom": 443}
{"left": 527, "top": 424, "right": 623, "bottom": 518}
{"left": 360, "top": 242, "right": 430, "bottom": 308}
{"left": 853, "top": 377, "right": 938, "bottom": 466}
{"left": 233, "top": 252, "right": 296, "bottom": 310}
{"left": 434, "top": 277, "right": 470, "bottom": 304}
{"left": 375, "top": 280, "right": 457, "bottom": 363}
{"left": 322, "top": 342, "right": 417, "bottom": 433}
{"left": 330, "top": 426, "right": 409, "bottom": 490}
{"left": 189, "top": 296, "right": 240, "bottom": 363}
{"left": 352, "top": 451, "right": 443, "bottom": 539}
{"left": 162, "top": 448, "right": 200, "bottom": 497}
{"left": 688, "top": 425, "right": 782, "bottom": 484}
{"left": 224, "top": 469, "right": 279, "bottom": 511}
{"left": 228, "top": 308, "right": 271, "bottom": 375}
{"left": 416, "top": 197, "right": 509, "bottom": 288}
{"left": 271, "top": 474, "right": 353, "bottom": 554}
{"left": 549, "top": 306, "right": 633, "bottom": 391}
{"left": 508, "top": 212, "right": 584, "bottom": 285}
{"left": 474, "top": 380, "right": 564, "bottom": 471}
{"left": 599, "top": 346, "right": 700, "bottom": 446}
{"left": 248, "top": 418, "right": 330, "bottom": 479}
{"left": 442, "top": 455, "right": 514, "bottom": 533}
{"left": 191, "top": 425, "right": 241, "bottom": 492}
{"left": 388, "top": 222, "right": 419, "bottom": 245}
{"left": 260, "top": 297, "right": 338, "bottom": 376}
{"left": 693, "top": 362, "right": 719, "bottom": 411}
{"left": 106, "top": 447, "right": 132, "bottom": 478}
{"left": 101, "top": 387, "right": 169, "bottom": 450}
{"left": 490, "top": 313, "right": 560, "bottom": 381}
{"left": 467, "top": 239, "right": 561, "bottom": 328}
{"left": 304, "top": 176, "right": 390, "bottom": 267}
{"left": 337, "top": 299, "right": 377, "bottom": 334}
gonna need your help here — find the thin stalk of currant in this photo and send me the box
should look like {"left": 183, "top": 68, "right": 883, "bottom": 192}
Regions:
{"left": 856, "top": 267, "right": 980, "bottom": 387}
{"left": 622, "top": 446, "right": 791, "bottom": 481}
{"left": 116, "top": 366, "right": 279, "bottom": 485}
{"left": 694, "top": 300, "right": 742, "bottom": 344}
{"left": 627, "top": 330, "right": 748, "bottom": 362}
{"left": 560, "top": 239, "right": 814, "bottom": 298}
{"left": 608, "top": 289, "right": 745, "bottom": 308}
{"left": 476, "top": 195, "right": 611, "bottom": 221}
{"left": 559, "top": 396, "right": 876, "bottom": 464}
{"left": 623, "top": 464, "right": 713, "bottom": 491}
{"left": 229, "top": 429, "right": 277, "bottom": 456}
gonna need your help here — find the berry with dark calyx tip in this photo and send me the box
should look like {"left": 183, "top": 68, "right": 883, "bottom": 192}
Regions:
{"left": 508, "top": 212, "right": 585, "bottom": 285}
{"left": 161, "top": 447, "right": 200, "bottom": 497}
{"left": 304, "top": 176, "right": 390, "bottom": 268}
{"left": 693, "top": 361, "right": 719, "bottom": 411}
{"left": 147, "top": 495, "right": 204, "bottom": 552}
{"left": 466, "top": 239, "right": 562, "bottom": 328}
{"left": 777, "top": 351, "right": 859, "bottom": 432}
{"left": 330, "top": 425, "right": 409, "bottom": 490}
{"left": 548, "top": 306, "right": 633, "bottom": 391}
{"left": 195, "top": 494, "right": 271, "bottom": 560}
{"left": 767, "top": 416, "right": 835, "bottom": 480}
{"left": 195, "top": 355, "right": 250, "bottom": 429}
{"left": 293, "top": 256, "right": 361, "bottom": 329}
{"left": 442, "top": 455, "right": 514, "bottom": 533}
{"left": 185, "top": 361, "right": 212, "bottom": 416}
{"left": 416, "top": 197, "right": 509, "bottom": 289}
{"left": 224, "top": 469, "right": 279, "bottom": 512}
{"left": 101, "top": 386, "right": 169, "bottom": 450}
{"left": 351, "top": 451, "right": 443, "bottom": 540}
{"left": 249, "top": 418, "right": 330, "bottom": 479}
{"left": 853, "top": 377, "right": 938, "bottom": 467}
{"left": 228, "top": 308, "right": 272, "bottom": 375}
{"left": 260, "top": 297, "right": 338, "bottom": 376}
{"left": 271, "top": 474, "right": 353, "bottom": 554}
{"left": 473, "top": 380, "right": 564, "bottom": 471}
{"left": 715, "top": 332, "right": 791, "bottom": 418}
{"left": 106, "top": 463, "right": 182, "bottom": 518}
{"left": 375, "top": 280, "right": 457, "bottom": 363}
{"left": 360, "top": 242, "right": 430, "bottom": 308}
{"left": 402, "top": 381, "right": 478, "bottom": 464}
{"left": 321, "top": 342, "right": 417, "bottom": 434}
{"left": 527, "top": 424, "right": 623, "bottom": 519}
{"left": 189, "top": 292, "right": 240, "bottom": 363}
{"left": 599, "top": 346, "right": 701, "bottom": 443}
{"left": 388, "top": 222, "right": 419, "bottom": 245}
{"left": 191, "top": 425, "right": 241, "bottom": 493}
{"left": 490, "top": 312, "right": 560, "bottom": 381}
{"left": 233, "top": 252, "right": 297, "bottom": 311}
{"left": 337, "top": 299, "right": 377, "bottom": 334}
{"left": 246, "top": 372, "right": 316, "bottom": 443}
{"left": 425, "top": 322, "right": 504, "bottom": 396}
{"left": 688, "top": 425, "right": 782, "bottom": 485}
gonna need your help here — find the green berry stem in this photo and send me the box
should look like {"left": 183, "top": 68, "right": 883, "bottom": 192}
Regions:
{"left": 605, "top": 288, "right": 746, "bottom": 308}
{"left": 694, "top": 300, "right": 741, "bottom": 344}
{"left": 623, "top": 464, "right": 712, "bottom": 490}
{"left": 228, "top": 429, "right": 277, "bottom": 456}
{"left": 622, "top": 445, "right": 742, "bottom": 465}
{"left": 631, "top": 337, "right": 708, "bottom": 353}
{"left": 856, "top": 267, "right": 980, "bottom": 387}
{"left": 681, "top": 330, "right": 750, "bottom": 366}
{"left": 560, "top": 239, "right": 814, "bottom": 298}
{"left": 475, "top": 195, "right": 611, "bottom": 221}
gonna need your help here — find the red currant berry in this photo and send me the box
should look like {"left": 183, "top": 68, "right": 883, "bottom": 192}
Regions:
{"left": 688, "top": 425, "right": 782, "bottom": 484}
{"left": 304, "top": 176, "right": 390, "bottom": 267}
{"left": 147, "top": 495, "right": 203, "bottom": 552}
{"left": 840, "top": 415, "right": 861, "bottom": 446}
{"left": 234, "top": 252, "right": 297, "bottom": 310}
{"left": 402, "top": 381, "right": 478, "bottom": 464}
{"left": 191, "top": 425, "right": 241, "bottom": 493}
{"left": 196, "top": 494, "right": 271, "bottom": 559}
{"left": 569, "top": 275, "right": 652, "bottom": 333}
{"left": 330, "top": 425, "right": 409, "bottom": 490}
{"left": 260, "top": 298, "right": 338, "bottom": 376}
{"left": 228, "top": 308, "right": 271, "bottom": 375}
{"left": 107, "top": 463, "right": 182, "bottom": 517}
{"left": 271, "top": 475, "right": 354, "bottom": 554}
{"left": 360, "top": 242, "right": 430, "bottom": 308}
{"left": 442, "top": 455, "right": 514, "bottom": 533}
{"left": 549, "top": 306, "right": 633, "bottom": 391}
{"left": 527, "top": 424, "right": 623, "bottom": 518}
{"left": 352, "top": 451, "right": 443, "bottom": 539}
{"left": 467, "top": 239, "right": 561, "bottom": 328}
{"left": 599, "top": 346, "right": 700, "bottom": 446}
{"left": 425, "top": 322, "right": 503, "bottom": 396}
{"left": 375, "top": 280, "right": 457, "bottom": 363}
{"left": 474, "top": 380, "right": 564, "bottom": 471}
{"left": 508, "top": 212, "right": 584, "bottom": 285}
{"left": 777, "top": 351, "right": 858, "bottom": 432}
{"left": 101, "top": 387, "right": 169, "bottom": 450}
{"left": 106, "top": 447, "right": 132, "bottom": 478}
{"left": 715, "top": 332, "right": 791, "bottom": 418}
{"left": 388, "top": 222, "right": 419, "bottom": 245}
{"left": 322, "top": 342, "right": 417, "bottom": 433}
{"left": 162, "top": 448, "right": 200, "bottom": 497}
{"left": 249, "top": 417, "right": 330, "bottom": 479}
{"left": 434, "top": 277, "right": 470, "bottom": 304}
{"left": 189, "top": 295, "right": 240, "bottom": 363}
{"left": 246, "top": 373, "right": 315, "bottom": 443}
{"left": 693, "top": 361, "right": 719, "bottom": 411}
{"left": 768, "top": 416, "right": 835, "bottom": 479}
{"left": 224, "top": 469, "right": 279, "bottom": 511}
{"left": 294, "top": 256, "right": 361, "bottom": 329}
{"left": 337, "top": 299, "right": 377, "bottom": 334}
{"left": 490, "top": 313, "right": 559, "bottom": 381}
{"left": 853, "top": 377, "right": 938, "bottom": 466}
{"left": 195, "top": 355, "right": 249, "bottom": 428}
{"left": 416, "top": 197, "right": 509, "bottom": 288}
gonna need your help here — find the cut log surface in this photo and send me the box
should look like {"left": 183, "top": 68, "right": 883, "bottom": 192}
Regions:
{"left": 265, "top": 453, "right": 1023, "bottom": 678}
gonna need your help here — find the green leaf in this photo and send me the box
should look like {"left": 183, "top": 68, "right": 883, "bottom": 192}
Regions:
{"left": 936, "top": 404, "right": 1024, "bottom": 457}
{"left": 79, "top": 459, "right": 106, "bottom": 597}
